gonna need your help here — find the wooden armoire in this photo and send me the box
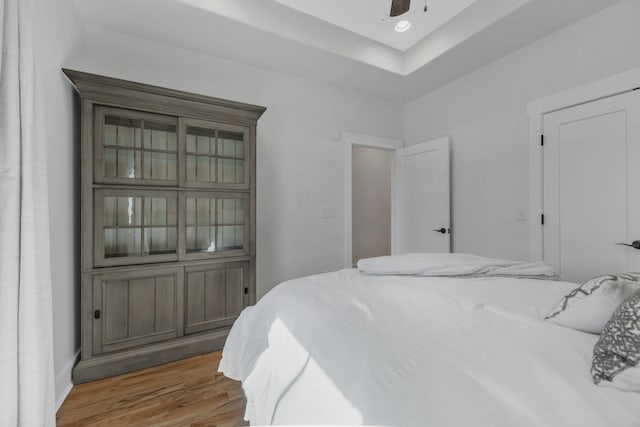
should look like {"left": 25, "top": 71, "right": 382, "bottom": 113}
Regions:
{"left": 63, "top": 69, "right": 266, "bottom": 383}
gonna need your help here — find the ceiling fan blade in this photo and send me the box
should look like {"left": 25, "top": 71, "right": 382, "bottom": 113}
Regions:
{"left": 390, "top": 0, "right": 410, "bottom": 17}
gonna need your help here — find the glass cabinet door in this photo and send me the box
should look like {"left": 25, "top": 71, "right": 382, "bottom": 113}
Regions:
{"left": 180, "top": 192, "right": 249, "bottom": 260}
{"left": 95, "top": 107, "right": 178, "bottom": 186}
{"left": 95, "top": 189, "right": 179, "bottom": 266}
{"left": 182, "top": 118, "right": 249, "bottom": 189}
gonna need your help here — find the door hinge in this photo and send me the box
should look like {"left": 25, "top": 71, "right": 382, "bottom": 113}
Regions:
{"left": 244, "top": 287, "right": 249, "bottom": 295}
{"left": 541, "top": 214, "right": 545, "bottom": 226}
{"left": 540, "top": 134, "right": 544, "bottom": 146}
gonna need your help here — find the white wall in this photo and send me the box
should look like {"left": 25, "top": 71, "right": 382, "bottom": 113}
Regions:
{"left": 44, "top": 21, "right": 401, "bottom": 406}
{"left": 67, "top": 28, "right": 402, "bottom": 286}
{"left": 404, "top": 0, "right": 640, "bottom": 261}
{"left": 34, "top": 0, "right": 83, "bottom": 409}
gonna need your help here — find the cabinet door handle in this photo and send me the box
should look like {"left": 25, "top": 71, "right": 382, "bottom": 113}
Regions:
{"left": 94, "top": 310, "right": 101, "bottom": 319}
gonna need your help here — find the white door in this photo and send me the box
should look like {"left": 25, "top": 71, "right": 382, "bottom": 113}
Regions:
{"left": 392, "top": 137, "right": 451, "bottom": 254}
{"left": 543, "top": 89, "right": 640, "bottom": 283}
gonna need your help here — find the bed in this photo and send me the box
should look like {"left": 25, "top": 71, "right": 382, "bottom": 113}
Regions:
{"left": 219, "top": 254, "right": 640, "bottom": 426}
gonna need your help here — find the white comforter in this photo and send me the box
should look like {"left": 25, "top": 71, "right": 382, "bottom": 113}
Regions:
{"left": 219, "top": 270, "right": 640, "bottom": 426}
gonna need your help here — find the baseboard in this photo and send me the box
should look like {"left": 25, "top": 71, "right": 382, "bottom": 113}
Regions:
{"left": 72, "top": 330, "right": 229, "bottom": 384}
{"left": 56, "top": 350, "right": 80, "bottom": 411}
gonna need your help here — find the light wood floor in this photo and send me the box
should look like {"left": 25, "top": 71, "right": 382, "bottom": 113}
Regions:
{"left": 56, "top": 352, "right": 247, "bottom": 427}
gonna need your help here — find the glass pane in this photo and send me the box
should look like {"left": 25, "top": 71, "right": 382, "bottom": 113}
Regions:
{"left": 104, "top": 116, "right": 142, "bottom": 148}
{"left": 209, "top": 157, "right": 217, "bottom": 183}
{"left": 104, "top": 229, "right": 117, "bottom": 257}
{"left": 146, "top": 227, "right": 169, "bottom": 254}
{"left": 235, "top": 160, "right": 244, "bottom": 183}
{"left": 143, "top": 152, "right": 151, "bottom": 180}
{"left": 235, "top": 199, "right": 245, "bottom": 224}
{"left": 217, "top": 158, "right": 243, "bottom": 184}
{"left": 104, "top": 148, "right": 117, "bottom": 178}
{"left": 166, "top": 227, "right": 177, "bottom": 252}
{"left": 196, "top": 198, "right": 211, "bottom": 226}
{"left": 185, "top": 195, "right": 245, "bottom": 254}
{"left": 117, "top": 149, "right": 141, "bottom": 179}
{"left": 196, "top": 136, "right": 210, "bottom": 155}
{"left": 218, "top": 199, "right": 236, "bottom": 225}
{"left": 196, "top": 226, "right": 212, "bottom": 251}
{"left": 196, "top": 155, "right": 210, "bottom": 182}
{"left": 167, "top": 154, "right": 177, "bottom": 181}
{"left": 103, "top": 197, "right": 117, "bottom": 227}
{"left": 117, "top": 197, "right": 141, "bottom": 226}
{"left": 217, "top": 226, "right": 243, "bottom": 250}
{"left": 104, "top": 124, "right": 117, "bottom": 146}
{"left": 143, "top": 121, "right": 176, "bottom": 150}
{"left": 102, "top": 117, "right": 177, "bottom": 182}
{"left": 186, "top": 226, "right": 196, "bottom": 252}
{"left": 235, "top": 225, "right": 245, "bottom": 247}
{"left": 151, "top": 152, "right": 168, "bottom": 180}
{"left": 117, "top": 228, "right": 141, "bottom": 257}
{"left": 218, "top": 131, "right": 244, "bottom": 158}
{"left": 167, "top": 132, "right": 177, "bottom": 152}
{"left": 186, "top": 155, "right": 197, "bottom": 182}
{"left": 149, "top": 198, "right": 167, "bottom": 226}
{"left": 166, "top": 197, "right": 177, "bottom": 226}
{"left": 186, "top": 134, "right": 196, "bottom": 154}
{"left": 186, "top": 198, "right": 196, "bottom": 225}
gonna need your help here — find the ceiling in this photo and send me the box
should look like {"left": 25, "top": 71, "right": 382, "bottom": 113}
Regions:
{"left": 71, "top": 0, "right": 620, "bottom": 102}
{"left": 271, "top": 0, "right": 478, "bottom": 52}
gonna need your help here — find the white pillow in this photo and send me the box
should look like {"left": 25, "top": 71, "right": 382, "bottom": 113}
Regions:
{"left": 545, "top": 274, "right": 640, "bottom": 334}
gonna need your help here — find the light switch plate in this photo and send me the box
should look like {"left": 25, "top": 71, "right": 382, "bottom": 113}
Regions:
{"left": 321, "top": 207, "right": 336, "bottom": 218}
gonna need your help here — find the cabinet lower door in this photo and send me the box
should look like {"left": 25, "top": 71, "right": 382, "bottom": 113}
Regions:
{"left": 184, "top": 261, "right": 248, "bottom": 335}
{"left": 92, "top": 267, "right": 184, "bottom": 354}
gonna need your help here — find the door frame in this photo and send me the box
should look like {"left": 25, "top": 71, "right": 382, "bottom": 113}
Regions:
{"left": 391, "top": 137, "right": 451, "bottom": 255}
{"left": 342, "top": 131, "right": 404, "bottom": 268}
{"left": 527, "top": 67, "right": 640, "bottom": 262}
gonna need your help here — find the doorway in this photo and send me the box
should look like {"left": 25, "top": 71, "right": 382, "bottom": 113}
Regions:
{"left": 351, "top": 145, "right": 393, "bottom": 267}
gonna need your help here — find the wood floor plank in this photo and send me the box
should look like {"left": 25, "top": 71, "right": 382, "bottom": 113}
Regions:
{"left": 57, "top": 352, "right": 247, "bottom": 427}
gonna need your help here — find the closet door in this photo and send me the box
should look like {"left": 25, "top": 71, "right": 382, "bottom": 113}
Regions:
{"left": 543, "top": 90, "right": 640, "bottom": 282}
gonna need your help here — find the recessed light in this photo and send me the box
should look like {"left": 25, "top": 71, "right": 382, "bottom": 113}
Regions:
{"left": 395, "top": 20, "right": 411, "bottom": 33}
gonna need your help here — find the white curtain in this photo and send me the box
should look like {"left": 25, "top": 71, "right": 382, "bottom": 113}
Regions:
{"left": 0, "top": 0, "right": 56, "bottom": 424}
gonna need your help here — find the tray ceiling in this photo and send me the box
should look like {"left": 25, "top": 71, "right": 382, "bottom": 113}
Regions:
{"left": 272, "top": 0, "right": 478, "bottom": 52}
{"left": 71, "top": 0, "right": 621, "bottom": 101}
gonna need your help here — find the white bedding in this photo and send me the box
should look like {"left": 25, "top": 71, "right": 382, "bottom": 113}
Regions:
{"left": 358, "top": 253, "right": 559, "bottom": 280}
{"left": 219, "top": 269, "right": 640, "bottom": 426}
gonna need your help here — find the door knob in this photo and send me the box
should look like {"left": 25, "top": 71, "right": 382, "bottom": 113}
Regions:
{"left": 616, "top": 241, "right": 640, "bottom": 250}
{"left": 433, "top": 228, "right": 447, "bottom": 234}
